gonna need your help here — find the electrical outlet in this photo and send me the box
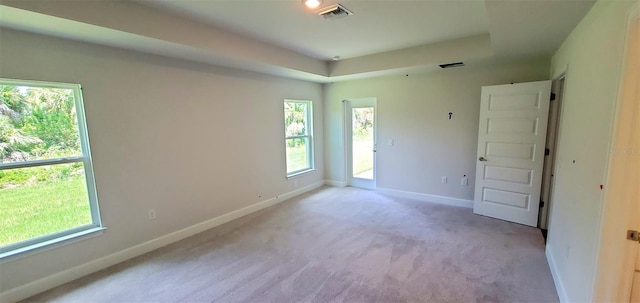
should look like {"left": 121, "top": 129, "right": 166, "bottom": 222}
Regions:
{"left": 148, "top": 208, "right": 156, "bottom": 220}
{"left": 293, "top": 180, "right": 298, "bottom": 187}
{"left": 441, "top": 176, "right": 447, "bottom": 183}
{"left": 461, "top": 176, "right": 468, "bottom": 186}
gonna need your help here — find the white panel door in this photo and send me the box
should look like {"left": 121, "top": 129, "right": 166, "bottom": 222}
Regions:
{"left": 473, "top": 80, "right": 551, "bottom": 226}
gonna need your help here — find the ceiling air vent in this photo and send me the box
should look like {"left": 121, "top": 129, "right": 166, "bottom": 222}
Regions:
{"left": 318, "top": 4, "right": 353, "bottom": 20}
{"left": 439, "top": 62, "right": 465, "bottom": 69}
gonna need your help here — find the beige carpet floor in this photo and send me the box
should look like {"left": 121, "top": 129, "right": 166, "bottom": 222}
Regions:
{"left": 23, "top": 186, "right": 558, "bottom": 303}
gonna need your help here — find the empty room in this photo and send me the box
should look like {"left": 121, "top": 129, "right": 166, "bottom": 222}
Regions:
{"left": 0, "top": 0, "right": 638, "bottom": 302}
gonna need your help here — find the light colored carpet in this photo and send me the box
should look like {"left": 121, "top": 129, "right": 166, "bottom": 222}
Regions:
{"left": 23, "top": 186, "right": 558, "bottom": 303}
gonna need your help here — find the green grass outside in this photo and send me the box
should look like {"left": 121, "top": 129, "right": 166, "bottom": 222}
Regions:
{"left": 352, "top": 124, "right": 374, "bottom": 176}
{"left": 287, "top": 139, "right": 373, "bottom": 176}
{"left": 0, "top": 176, "right": 90, "bottom": 246}
{"left": 352, "top": 139, "right": 374, "bottom": 175}
{"left": 286, "top": 144, "right": 308, "bottom": 173}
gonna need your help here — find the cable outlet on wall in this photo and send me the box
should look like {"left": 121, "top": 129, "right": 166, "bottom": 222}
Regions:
{"left": 441, "top": 176, "right": 447, "bottom": 183}
{"left": 461, "top": 175, "right": 468, "bottom": 186}
{"left": 148, "top": 208, "right": 156, "bottom": 220}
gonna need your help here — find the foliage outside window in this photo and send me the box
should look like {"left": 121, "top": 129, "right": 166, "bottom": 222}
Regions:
{"left": 351, "top": 107, "right": 375, "bottom": 177}
{"left": 0, "top": 78, "right": 101, "bottom": 258}
{"left": 284, "top": 100, "right": 313, "bottom": 176}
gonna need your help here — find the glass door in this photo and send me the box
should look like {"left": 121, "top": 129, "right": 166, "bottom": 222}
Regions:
{"left": 346, "top": 98, "right": 376, "bottom": 189}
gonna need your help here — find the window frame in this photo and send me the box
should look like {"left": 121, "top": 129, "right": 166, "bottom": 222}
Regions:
{"left": 0, "top": 78, "right": 103, "bottom": 259}
{"left": 284, "top": 99, "right": 314, "bottom": 177}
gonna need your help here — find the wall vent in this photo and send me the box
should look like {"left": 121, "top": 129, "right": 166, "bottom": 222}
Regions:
{"left": 439, "top": 62, "right": 465, "bottom": 69}
{"left": 318, "top": 4, "right": 353, "bottom": 20}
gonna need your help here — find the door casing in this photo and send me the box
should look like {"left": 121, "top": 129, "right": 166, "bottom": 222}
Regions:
{"left": 539, "top": 76, "right": 565, "bottom": 230}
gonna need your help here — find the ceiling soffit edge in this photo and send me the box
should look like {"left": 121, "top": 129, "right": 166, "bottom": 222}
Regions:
{"left": 1, "top": 2, "right": 497, "bottom": 83}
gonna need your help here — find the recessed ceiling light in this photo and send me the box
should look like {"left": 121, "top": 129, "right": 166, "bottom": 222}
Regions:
{"left": 303, "top": 0, "right": 322, "bottom": 9}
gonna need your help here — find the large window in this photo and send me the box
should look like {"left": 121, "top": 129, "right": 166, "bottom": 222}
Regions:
{"left": 284, "top": 100, "right": 314, "bottom": 177}
{"left": 0, "top": 78, "right": 101, "bottom": 258}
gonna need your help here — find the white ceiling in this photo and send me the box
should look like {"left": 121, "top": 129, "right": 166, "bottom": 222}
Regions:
{"left": 140, "top": 0, "right": 595, "bottom": 61}
{"left": 0, "top": 0, "right": 596, "bottom": 82}
{"left": 141, "top": 0, "right": 491, "bottom": 61}
{"left": 485, "top": 0, "right": 596, "bottom": 58}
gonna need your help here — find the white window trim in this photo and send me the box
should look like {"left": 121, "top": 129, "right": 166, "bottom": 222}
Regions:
{"left": 284, "top": 99, "right": 314, "bottom": 177}
{"left": 0, "top": 78, "right": 103, "bottom": 259}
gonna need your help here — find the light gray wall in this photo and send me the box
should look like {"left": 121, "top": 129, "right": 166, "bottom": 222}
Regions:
{"left": 324, "top": 60, "right": 549, "bottom": 200}
{"left": 0, "top": 28, "right": 324, "bottom": 293}
{"left": 546, "top": 0, "right": 636, "bottom": 301}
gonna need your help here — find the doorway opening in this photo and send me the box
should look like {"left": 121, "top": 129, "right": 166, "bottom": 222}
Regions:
{"left": 539, "top": 75, "right": 566, "bottom": 237}
{"left": 345, "top": 98, "right": 376, "bottom": 189}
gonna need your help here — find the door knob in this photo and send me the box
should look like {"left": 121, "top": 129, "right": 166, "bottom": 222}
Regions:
{"left": 479, "top": 157, "right": 487, "bottom": 161}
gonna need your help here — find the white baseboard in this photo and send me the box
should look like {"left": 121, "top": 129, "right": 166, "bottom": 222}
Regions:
{"left": 546, "top": 245, "right": 568, "bottom": 303}
{"left": 375, "top": 187, "right": 473, "bottom": 208}
{"left": 324, "top": 180, "right": 346, "bottom": 187}
{"left": 278, "top": 181, "right": 324, "bottom": 201}
{"left": 0, "top": 181, "right": 324, "bottom": 303}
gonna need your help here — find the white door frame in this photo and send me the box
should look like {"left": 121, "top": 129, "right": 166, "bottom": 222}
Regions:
{"left": 344, "top": 98, "right": 377, "bottom": 189}
{"left": 539, "top": 74, "right": 566, "bottom": 230}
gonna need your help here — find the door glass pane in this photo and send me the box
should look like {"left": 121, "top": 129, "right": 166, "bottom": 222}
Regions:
{"left": 352, "top": 107, "right": 374, "bottom": 180}
{"left": 0, "top": 162, "right": 91, "bottom": 246}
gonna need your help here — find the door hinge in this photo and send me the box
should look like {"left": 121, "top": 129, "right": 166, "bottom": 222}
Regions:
{"left": 539, "top": 200, "right": 544, "bottom": 208}
{"left": 628, "top": 230, "right": 640, "bottom": 242}
{"left": 550, "top": 93, "right": 556, "bottom": 101}
{"left": 545, "top": 148, "right": 550, "bottom": 156}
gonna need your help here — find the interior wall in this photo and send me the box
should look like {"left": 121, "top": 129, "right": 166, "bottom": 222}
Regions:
{"left": 0, "top": 28, "right": 324, "bottom": 294}
{"left": 324, "top": 59, "right": 549, "bottom": 200}
{"left": 595, "top": 11, "right": 639, "bottom": 301}
{"left": 546, "top": 0, "right": 637, "bottom": 301}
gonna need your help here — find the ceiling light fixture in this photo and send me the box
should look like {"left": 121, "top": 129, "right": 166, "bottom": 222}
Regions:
{"left": 303, "top": 0, "right": 322, "bottom": 9}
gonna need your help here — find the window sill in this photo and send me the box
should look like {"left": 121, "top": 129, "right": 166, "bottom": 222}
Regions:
{"left": 287, "top": 168, "right": 315, "bottom": 179}
{"left": 0, "top": 227, "right": 107, "bottom": 263}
